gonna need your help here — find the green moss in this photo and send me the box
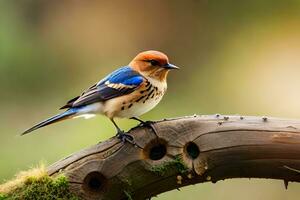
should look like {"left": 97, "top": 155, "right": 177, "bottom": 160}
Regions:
{"left": 150, "top": 156, "right": 189, "bottom": 176}
{"left": 0, "top": 194, "right": 8, "bottom": 200}
{"left": 1, "top": 175, "right": 79, "bottom": 200}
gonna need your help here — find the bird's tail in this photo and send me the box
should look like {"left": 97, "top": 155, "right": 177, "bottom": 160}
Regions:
{"left": 21, "top": 108, "right": 79, "bottom": 136}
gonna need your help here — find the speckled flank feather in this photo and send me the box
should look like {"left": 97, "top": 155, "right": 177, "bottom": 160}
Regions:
{"left": 103, "top": 77, "right": 167, "bottom": 118}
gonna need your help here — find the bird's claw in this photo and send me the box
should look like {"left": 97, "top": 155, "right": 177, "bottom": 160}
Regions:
{"left": 130, "top": 117, "right": 158, "bottom": 136}
{"left": 116, "top": 131, "right": 135, "bottom": 144}
{"left": 139, "top": 121, "right": 159, "bottom": 136}
{"left": 130, "top": 117, "right": 152, "bottom": 127}
{"left": 137, "top": 120, "right": 154, "bottom": 127}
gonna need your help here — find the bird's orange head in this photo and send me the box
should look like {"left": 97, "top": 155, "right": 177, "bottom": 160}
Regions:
{"left": 129, "top": 50, "right": 178, "bottom": 81}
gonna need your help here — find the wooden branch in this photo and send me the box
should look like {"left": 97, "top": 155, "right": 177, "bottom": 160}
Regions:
{"left": 47, "top": 115, "right": 300, "bottom": 200}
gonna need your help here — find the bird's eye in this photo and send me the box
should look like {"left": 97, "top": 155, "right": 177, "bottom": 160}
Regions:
{"left": 149, "top": 60, "right": 159, "bottom": 66}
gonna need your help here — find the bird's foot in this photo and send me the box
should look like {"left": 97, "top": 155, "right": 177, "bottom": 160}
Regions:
{"left": 116, "top": 130, "right": 135, "bottom": 144}
{"left": 130, "top": 117, "right": 158, "bottom": 136}
{"left": 139, "top": 120, "right": 155, "bottom": 128}
{"left": 134, "top": 119, "right": 158, "bottom": 136}
{"left": 144, "top": 121, "right": 158, "bottom": 136}
{"left": 130, "top": 117, "right": 154, "bottom": 127}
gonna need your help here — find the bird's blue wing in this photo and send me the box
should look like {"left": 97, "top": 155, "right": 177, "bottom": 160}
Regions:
{"left": 97, "top": 66, "right": 144, "bottom": 86}
{"left": 61, "top": 66, "right": 144, "bottom": 109}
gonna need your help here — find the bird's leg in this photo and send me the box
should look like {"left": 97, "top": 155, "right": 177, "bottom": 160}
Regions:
{"left": 130, "top": 117, "right": 146, "bottom": 124}
{"left": 130, "top": 117, "right": 158, "bottom": 136}
{"left": 110, "top": 118, "right": 135, "bottom": 144}
{"left": 130, "top": 117, "right": 156, "bottom": 127}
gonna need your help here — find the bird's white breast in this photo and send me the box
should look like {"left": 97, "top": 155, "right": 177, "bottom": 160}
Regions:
{"left": 116, "top": 92, "right": 163, "bottom": 118}
{"left": 104, "top": 77, "right": 167, "bottom": 119}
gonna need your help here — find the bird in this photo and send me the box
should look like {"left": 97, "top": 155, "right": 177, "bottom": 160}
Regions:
{"left": 22, "top": 50, "right": 179, "bottom": 142}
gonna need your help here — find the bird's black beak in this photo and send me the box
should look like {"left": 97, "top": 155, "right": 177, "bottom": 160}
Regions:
{"left": 164, "top": 63, "right": 179, "bottom": 70}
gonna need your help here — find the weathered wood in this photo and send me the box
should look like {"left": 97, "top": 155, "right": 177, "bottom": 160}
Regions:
{"left": 47, "top": 115, "right": 300, "bottom": 200}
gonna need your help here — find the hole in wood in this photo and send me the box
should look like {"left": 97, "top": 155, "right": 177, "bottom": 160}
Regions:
{"left": 150, "top": 143, "right": 166, "bottom": 160}
{"left": 144, "top": 138, "right": 167, "bottom": 160}
{"left": 185, "top": 142, "right": 200, "bottom": 159}
{"left": 83, "top": 171, "right": 106, "bottom": 193}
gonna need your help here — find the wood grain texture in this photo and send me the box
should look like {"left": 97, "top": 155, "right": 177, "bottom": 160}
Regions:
{"left": 47, "top": 115, "right": 300, "bottom": 200}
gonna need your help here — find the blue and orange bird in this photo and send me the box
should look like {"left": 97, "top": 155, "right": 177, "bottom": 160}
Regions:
{"left": 22, "top": 50, "right": 178, "bottom": 142}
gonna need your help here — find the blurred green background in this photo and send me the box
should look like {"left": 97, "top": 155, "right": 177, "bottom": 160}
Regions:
{"left": 1, "top": 0, "right": 300, "bottom": 199}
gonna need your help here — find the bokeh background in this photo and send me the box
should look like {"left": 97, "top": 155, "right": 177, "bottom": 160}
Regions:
{"left": 1, "top": 0, "right": 300, "bottom": 199}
